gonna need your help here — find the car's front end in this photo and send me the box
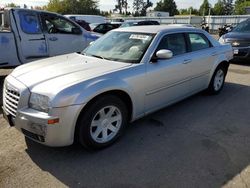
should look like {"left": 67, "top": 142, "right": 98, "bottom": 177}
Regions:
{"left": 219, "top": 34, "right": 250, "bottom": 61}
{"left": 219, "top": 19, "right": 250, "bottom": 62}
{"left": 2, "top": 51, "right": 133, "bottom": 147}
{"left": 2, "top": 74, "right": 83, "bottom": 146}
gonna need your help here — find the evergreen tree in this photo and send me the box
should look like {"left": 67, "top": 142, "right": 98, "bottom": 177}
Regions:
{"left": 199, "top": 0, "right": 210, "bottom": 16}
{"left": 223, "top": 0, "right": 233, "bottom": 15}
{"left": 154, "top": 0, "right": 178, "bottom": 16}
{"left": 213, "top": 0, "right": 224, "bottom": 15}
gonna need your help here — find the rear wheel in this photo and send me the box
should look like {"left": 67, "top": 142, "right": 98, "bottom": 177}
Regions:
{"left": 77, "top": 95, "right": 128, "bottom": 149}
{"left": 207, "top": 65, "right": 227, "bottom": 95}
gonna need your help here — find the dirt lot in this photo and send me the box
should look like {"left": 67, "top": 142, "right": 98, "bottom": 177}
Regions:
{"left": 0, "top": 63, "right": 250, "bottom": 188}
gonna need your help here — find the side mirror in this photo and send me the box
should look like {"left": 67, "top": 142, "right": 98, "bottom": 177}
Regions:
{"left": 156, "top": 49, "right": 173, "bottom": 59}
{"left": 72, "top": 27, "right": 82, "bottom": 34}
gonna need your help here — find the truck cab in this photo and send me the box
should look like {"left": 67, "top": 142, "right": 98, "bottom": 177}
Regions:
{"left": 0, "top": 8, "right": 99, "bottom": 68}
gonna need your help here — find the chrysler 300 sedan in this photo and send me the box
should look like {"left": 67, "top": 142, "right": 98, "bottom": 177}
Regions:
{"left": 2, "top": 26, "right": 233, "bottom": 149}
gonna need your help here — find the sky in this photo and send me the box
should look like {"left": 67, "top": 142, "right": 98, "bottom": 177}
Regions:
{"left": 0, "top": 0, "right": 218, "bottom": 11}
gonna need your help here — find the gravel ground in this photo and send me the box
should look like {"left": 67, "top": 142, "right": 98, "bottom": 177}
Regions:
{"left": 0, "top": 63, "right": 250, "bottom": 188}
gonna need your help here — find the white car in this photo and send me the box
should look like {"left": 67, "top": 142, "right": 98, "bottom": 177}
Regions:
{"left": 2, "top": 26, "right": 233, "bottom": 149}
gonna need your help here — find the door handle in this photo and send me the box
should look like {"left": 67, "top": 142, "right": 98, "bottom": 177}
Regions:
{"left": 29, "top": 38, "right": 45, "bottom": 41}
{"left": 183, "top": 59, "right": 191, "bottom": 64}
{"left": 49, "top": 37, "right": 58, "bottom": 41}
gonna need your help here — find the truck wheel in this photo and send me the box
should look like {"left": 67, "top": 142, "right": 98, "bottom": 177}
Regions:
{"left": 207, "top": 65, "right": 227, "bottom": 95}
{"left": 77, "top": 95, "right": 128, "bottom": 149}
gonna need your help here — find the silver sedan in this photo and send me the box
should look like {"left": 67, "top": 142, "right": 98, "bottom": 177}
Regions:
{"left": 2, "top": 26, "right": 233, "bottom": 149}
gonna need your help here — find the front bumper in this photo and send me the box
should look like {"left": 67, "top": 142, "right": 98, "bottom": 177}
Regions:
{"left": 232, "top": 46, "right": 250, "bottom": 61}
{"left": 3, "top": 104, "right": 83, "bottom": 147}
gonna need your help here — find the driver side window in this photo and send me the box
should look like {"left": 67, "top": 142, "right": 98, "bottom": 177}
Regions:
{"left": 157, "top": 33, "right": 187, "bottom": 56}
{"left": 43, "top": 14, "right": 79, "bottom": 34}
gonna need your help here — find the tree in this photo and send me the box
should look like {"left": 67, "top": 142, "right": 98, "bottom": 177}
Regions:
{"left": 199, "top": 0, "right": 210, "bottom": 16}
{"left": 234, "top": 0, "right": 250, "bottom": 15}
{"left": 154, "top": 0, "right": 178, "bottom": 16}
{"left": 115, "top": 0, "right": 128, "bottom": 14}
{"left": 133, "top": 0, "right": 144, "bottom": 16}
{"left": 213, "top": 0, "right": 224, "bottom": 15}
{"left": 5, "top": 3, "right": 18, "bottom": 7}
{"left": 179, "top": 7, "right": 199, "bottom": 15}
{"left": 223, "top": 0, "right": 233, "bottom": 15}
{"left": 133, "top": 0, "right": 152, "bottom": 16}
{"left": 141, "top": 0, "right": 153, "bottom": 16}
{"left": 45, "top": 0, "right": 100, "bottom": 15}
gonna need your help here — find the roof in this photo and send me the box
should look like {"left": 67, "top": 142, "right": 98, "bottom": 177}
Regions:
{"left": 9, "top": 8, "right": 62, "bottom": 16}
{"left": 115, "top": 25, "right": 202, "bottom": 34}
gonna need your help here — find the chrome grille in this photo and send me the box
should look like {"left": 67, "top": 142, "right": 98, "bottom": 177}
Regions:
{"left": 227, "top": 40, "right": 250, "bottom": 47}
{"left": 4, "top": 86, "right": 20, "bottom": 117}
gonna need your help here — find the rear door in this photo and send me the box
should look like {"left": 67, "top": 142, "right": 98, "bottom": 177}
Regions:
{"left": 41, "top": 13, "right": 87, "bottom": 56}
{"left": 185, "top": 32, "right": 217, "bottom": 91}
{"left": 13, "top": 9, "right": 49, "bottom": 63}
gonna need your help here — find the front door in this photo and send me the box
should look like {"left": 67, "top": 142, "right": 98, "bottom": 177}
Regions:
{"left": 41, "top": 13, "right": 86, "bottom": 56}
{"left": 145, "top": 33, "right": 191, "bottom": 113}
{"left": 13, "top": 9, "right": 49, "bottom": 63}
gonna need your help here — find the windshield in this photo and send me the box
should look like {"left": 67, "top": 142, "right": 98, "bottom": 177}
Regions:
{"left": 83, "top": 31, "right": 154, "bottom": 63}
{"left": 232, "top": 20, "right": 250, "bottom": 33}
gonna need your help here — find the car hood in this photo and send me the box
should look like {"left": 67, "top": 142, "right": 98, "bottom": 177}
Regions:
{"left": 224, "top": 32, "right": 250, "bottom": 40}
{"left": 11, "top": 53, "right": 132, "bottom": 91}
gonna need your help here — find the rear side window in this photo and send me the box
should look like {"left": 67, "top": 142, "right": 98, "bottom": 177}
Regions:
{"left": 18, "top": 11, "right": 41, "bottom": 34}
{"left": 157, "top": 33, "right": 187, "bottom": 56}
{"left": 188, "top": 33, "right": 211, "bottom": 52}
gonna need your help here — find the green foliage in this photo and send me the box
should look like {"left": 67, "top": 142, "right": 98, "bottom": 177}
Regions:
{"left": 179, "top": 7, "right": 199, "bottom": 15}
{"left": 5, "top": 3, "right": 18, "bottom": 7}
{"left": 213, "top": 0, "right": 224, "bottom": 15}
{"left": 132, "top": 0, "right": 152, "bottom": 16}
{"left": 199, "top": 0, "right": 210, "bottom": 16}
{"left": 223, "top": 0, "right": 233, "bottom": 15}
{"left": 45, "top": 0, "right": 100, "bottom": 15}
{"left": 115, "top": 0, "right": 128, "bottom": 14}
{"left": 234, "top": 0, "right": 250, "bottom": 15}
{"left": 154, "top": 0, "right": 178, "bottom": 16}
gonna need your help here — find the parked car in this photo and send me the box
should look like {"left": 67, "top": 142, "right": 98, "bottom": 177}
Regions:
{"left": 2, "top": 26, "right": 233, "bottom": 149}
{"left": 120, "top": 20, "right": 160, "bottom": 28}
{"left": 219, "top": 18, "right": 250, "bottom": 61}
{"left": 90, "top": 23, "right": 121, "bottom": 34}
{"left": 65, "top": 14, "right": 106, "bottom": 24}
{"left": 68, "top": 17, "right": 91, "bottom": 31}
{"left": 0, "top": 8, "right": 99, "bottom": 68}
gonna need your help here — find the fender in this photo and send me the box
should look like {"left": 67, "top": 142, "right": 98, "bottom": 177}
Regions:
{"left": 208, "top": 46, "right": 231, "bottom": 83}
{"left": 51, "top": 76, "right": 141, "bottom": 120}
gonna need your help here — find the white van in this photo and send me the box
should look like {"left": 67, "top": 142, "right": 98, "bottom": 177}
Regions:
{"left": 65, "top": 15, "right": 106, "bottom": 24}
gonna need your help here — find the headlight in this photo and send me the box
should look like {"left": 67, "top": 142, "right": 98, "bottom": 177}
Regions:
{"left": 219, "top": 36, "right": 225, "bottom": 44}
{"left": 29, "top": 93, "right": 51, "bottom": 113}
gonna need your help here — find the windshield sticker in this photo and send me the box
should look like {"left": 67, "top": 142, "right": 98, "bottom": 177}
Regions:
{"left": 129, "top": 34, "right": 150, "bottom": 40}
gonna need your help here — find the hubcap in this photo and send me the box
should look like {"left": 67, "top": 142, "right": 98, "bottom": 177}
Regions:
{"left": 90, "top": 106, "right": 122, "bottom": 143}
{"left": 213, "top": 69, "right": 224, "bottom": 91}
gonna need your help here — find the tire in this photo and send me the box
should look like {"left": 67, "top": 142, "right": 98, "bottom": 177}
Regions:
{"left": 76, "top": 95, "right": 128, "bottom": 149}
{"left": 207, "top": 65, "right": 227, "bottom": 95}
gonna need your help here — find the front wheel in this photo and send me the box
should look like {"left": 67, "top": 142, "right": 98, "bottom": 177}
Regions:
{"left": 76, "top": 95, "right": 128, "bottom": 149}
{"left": 207, "top": 65, "right": 227, "bottom": 95}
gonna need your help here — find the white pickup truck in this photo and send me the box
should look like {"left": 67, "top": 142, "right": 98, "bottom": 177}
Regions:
{"left": 0, "top": 8, "right": 99, "bottom": 68}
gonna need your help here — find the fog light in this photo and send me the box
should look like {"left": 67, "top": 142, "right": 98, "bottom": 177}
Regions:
{"left": 30, "top": 123, "right": 47, "bottom": 136}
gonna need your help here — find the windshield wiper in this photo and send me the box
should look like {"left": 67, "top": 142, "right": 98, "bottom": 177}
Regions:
{"left": 82, "top": 53, "right": 112, "bottom": 61}
{"left": 91, "top": 54, "right": 105, "bottom": 59}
